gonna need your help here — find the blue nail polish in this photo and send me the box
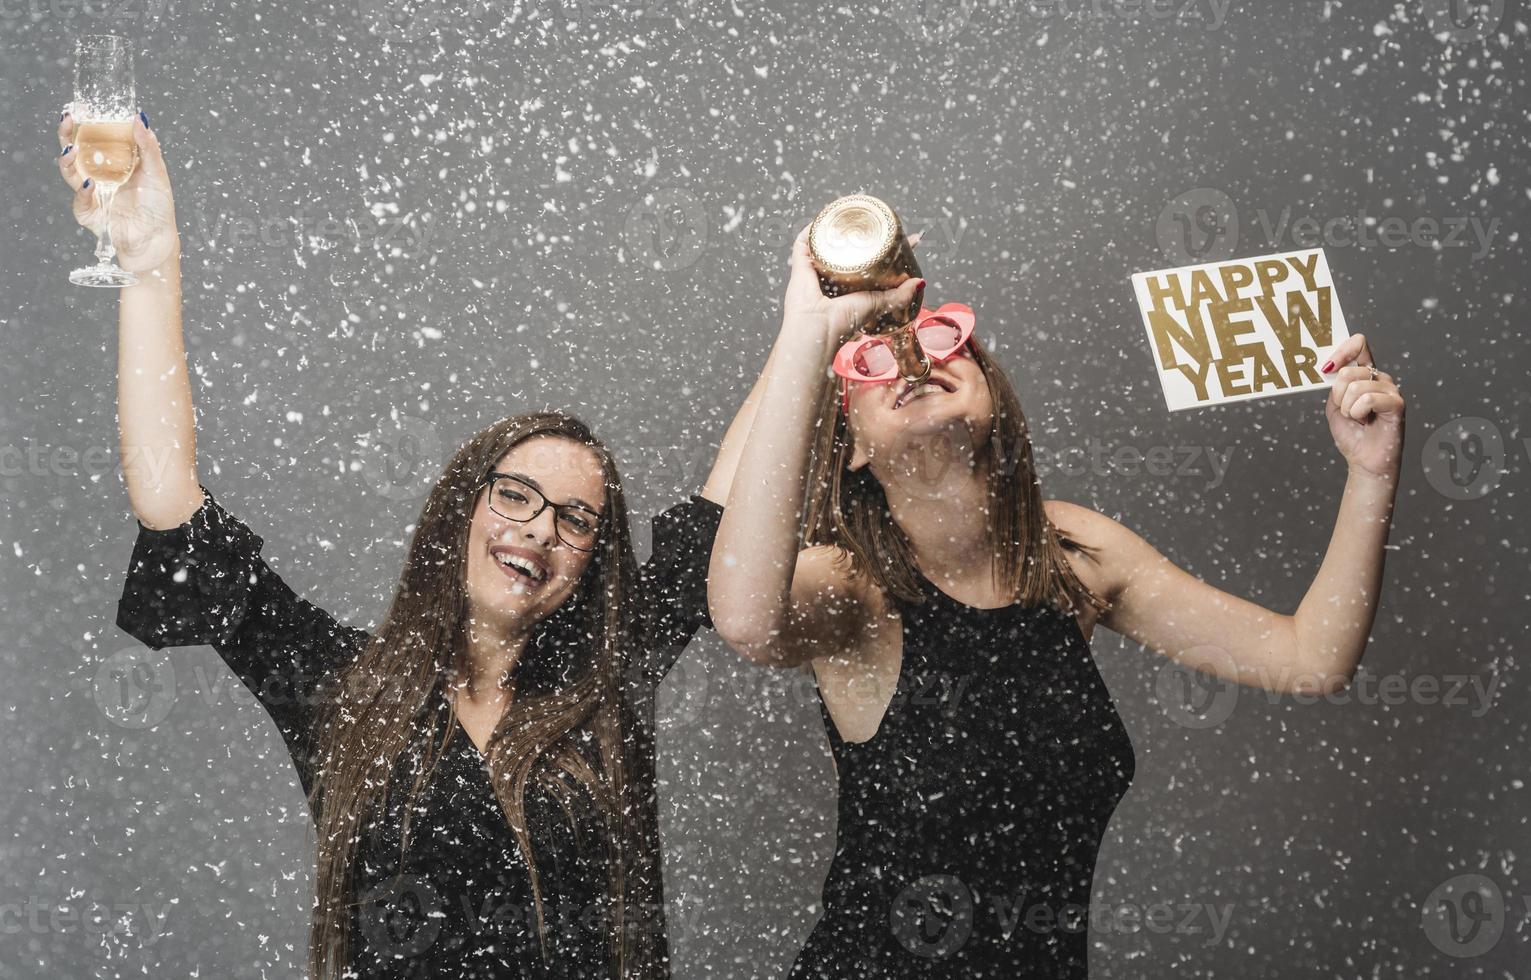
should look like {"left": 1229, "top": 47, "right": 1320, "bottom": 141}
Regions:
{"left": 60, "top": 144, "right": 72, "bottom": 156}
{"left": 139, "top": 110, "right": 149, "bottom": 129}
{"left": 83, "top": 179, "right": 91, "bottom": 189}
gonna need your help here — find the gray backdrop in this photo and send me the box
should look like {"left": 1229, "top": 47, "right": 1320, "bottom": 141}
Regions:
{"left": 2, "top": 0, "right": 1527, "bottom": 976}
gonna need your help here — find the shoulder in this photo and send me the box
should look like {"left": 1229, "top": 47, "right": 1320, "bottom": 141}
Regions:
{"left": 1043, "top": 499, "right": 1124, "bottom": 548}
{"left": 794, "top": 543, "right": 889, "bottom": 616}
{"left": 783, "top": 543, "right": 897, "bottom": 668}
{"left": 1042, "top": 499, "right": 1161, "bottom": 604}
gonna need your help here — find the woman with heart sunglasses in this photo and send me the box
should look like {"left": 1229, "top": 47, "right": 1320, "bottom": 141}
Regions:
{"left": 58, "top": 112, "right": 767, "bottom": 979}
{"left": 708, "top": 222, "right": 1404, "bottom": 978}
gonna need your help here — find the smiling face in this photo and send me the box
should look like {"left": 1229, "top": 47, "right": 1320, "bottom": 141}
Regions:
{"left": 843, "top": 342, "right": 995, "bottom": 473}
{"left": 463, "top": 435, "right": 608, "bottom": 638}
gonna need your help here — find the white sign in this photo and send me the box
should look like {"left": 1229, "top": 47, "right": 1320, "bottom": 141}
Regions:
{"left": 1131, "top": 248, "right": 1350, "bottom": 411}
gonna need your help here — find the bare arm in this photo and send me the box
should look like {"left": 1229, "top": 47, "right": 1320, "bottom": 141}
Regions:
{"left": 58, "top": 111, "right": 198, "bottom": 528}
{"left": 696, "top": 347, "right": 773, "bottom": 507}
{"left": 1057, "top": 333, "right": 1405, "bottom": 695}
{"left": 707, "top": 223, "right": 922, "bottom": 667}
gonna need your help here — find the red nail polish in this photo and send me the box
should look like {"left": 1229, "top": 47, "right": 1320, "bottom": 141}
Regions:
{"left": 1320, "top": 360, "right": 1335, "bottom": 374}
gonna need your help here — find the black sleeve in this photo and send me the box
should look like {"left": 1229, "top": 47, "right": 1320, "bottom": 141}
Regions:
{"left": 629, "top": 494, "right": 724, "bottom": 694}
{"left": 115, "top": 488, "right": 371, "bottom": 787}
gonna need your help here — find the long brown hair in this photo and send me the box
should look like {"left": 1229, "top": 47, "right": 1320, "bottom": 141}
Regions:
{"left": 803, "top": 337, "right": 1108, "bottom": 616}
{"left": 305, "top": 411, "right": 660, "bottom": 979}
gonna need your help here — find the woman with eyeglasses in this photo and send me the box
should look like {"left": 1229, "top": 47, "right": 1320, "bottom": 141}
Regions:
{"left": 61, "top": 114, "right": 758, "bottom": 978}
{"left": 708, "top": 224, "right": 1404, "bottom": 977}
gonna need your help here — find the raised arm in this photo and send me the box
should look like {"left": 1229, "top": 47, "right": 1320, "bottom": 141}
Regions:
{"left": 58, "top": 111, "right": 195, "bottom": 529}
{"left": 696, "top": 347, "right": 772, "bottom": 507}
{"left": 1055, "top": 332, "right": 1404, "bottom": 695}
{"left": 707, "top": 223, "right": 922, "bottom": 667}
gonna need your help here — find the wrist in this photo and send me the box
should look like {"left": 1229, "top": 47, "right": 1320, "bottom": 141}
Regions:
{"left": 777, "top": 310, "right": 836, "bottom": 358}
{"left": 1346, "top": 459, "right": 1401, "bottom": 490}
{"left": 129, "top": 244, "right": 182, "bottom": 288}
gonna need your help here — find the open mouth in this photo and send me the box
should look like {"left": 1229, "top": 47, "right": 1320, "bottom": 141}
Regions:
{"left": 894, "top": 377, "right": 955, "bottom": 410}
{"left": 490, "top": 545, "right": 549, "bottom": 586}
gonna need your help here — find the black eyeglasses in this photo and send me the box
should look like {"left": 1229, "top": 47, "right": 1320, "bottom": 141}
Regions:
{"left": 480, "top": 473, "right": 604, "bottom": 552}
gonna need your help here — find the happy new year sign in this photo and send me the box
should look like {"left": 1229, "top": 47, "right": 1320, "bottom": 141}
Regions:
{"left": 1130, "top": 248, "right": 1350, "bottom": 411}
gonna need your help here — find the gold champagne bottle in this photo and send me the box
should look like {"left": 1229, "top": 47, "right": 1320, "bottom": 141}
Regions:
{"left": 809, "top": 194, "right": 928, "bottom": 379}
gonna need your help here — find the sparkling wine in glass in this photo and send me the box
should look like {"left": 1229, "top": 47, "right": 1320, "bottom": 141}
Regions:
{"left": 68, "top": 35, "right": 140, "bottom": 288}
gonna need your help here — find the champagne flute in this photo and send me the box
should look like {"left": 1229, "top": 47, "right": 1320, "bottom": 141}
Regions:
{"left": 68, "top": 35, "right": 140, "bottom": 288}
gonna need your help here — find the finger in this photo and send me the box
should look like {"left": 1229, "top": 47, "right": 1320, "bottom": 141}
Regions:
{"left": 1340, "top": 379, "right": 1387, "bottom": 419}
{"left": 826, "top": 278, "right": 916, "bottom": 332}
{"left": 73, "top": 179, "right": 96, "bottom": 217}
{"left": 791, "top": 221, "right": 813, "bottom": 258}
{"left": 57, "top": 107, "right": 74, "bottom": 152}
{"left": 1326, "top": 364, "right": 1370, "bottom": 411}
{"left": 859, "top": 276, "right": 925, "bottom": 324}
{"left": 1322, "top": 332, "right": 1372, "bottom": 373}
{"left": 1349, "top": 390, "right": 1405, "bottom": 422}
{"left": 132, "top": 111, "right": 169, "bottom": 185}
{"left": 57, "top": 142, "right": 85, "bottom": 192}
{"left": 907, "top": 231, "right": 923, "bottom": 248}
{"left": 1330, "top": 365, "right": 1374, "bottom": 384}
{"left": 789, "top": 221, "right": 818, "bottom": 275}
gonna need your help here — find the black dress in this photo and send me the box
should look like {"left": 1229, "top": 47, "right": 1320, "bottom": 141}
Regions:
{"left": 115, "top": 487, "right": 724, "bottom": 979}
{"left": 788, "top": 565, "right": 1135, "bottom": 979}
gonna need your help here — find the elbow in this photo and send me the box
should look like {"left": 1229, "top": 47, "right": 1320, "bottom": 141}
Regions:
{"left": 712, "top": 618, "right": 783, "bottom": 668}
{"left": 1283, "top": 618, "right": 1362, "bottom": 697}
{"left": 1286, "top": 651, "right": 1359, "bottom": 697}
{"left": 1289, "top": 668, "right": 1354, "bottom": 698}
{"left": 125, "top": 479, "right": 203, "bottom": 531}
{"left": 709, "top": 605, "right": 791, "bottom": 669}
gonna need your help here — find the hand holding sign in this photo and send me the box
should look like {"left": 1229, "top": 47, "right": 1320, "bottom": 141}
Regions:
{"left": 1321, "top": 333, "right": 1405, "bottom": 480}
{"left": 1131, "top": 246, "right": 1405, "bottom": 480}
